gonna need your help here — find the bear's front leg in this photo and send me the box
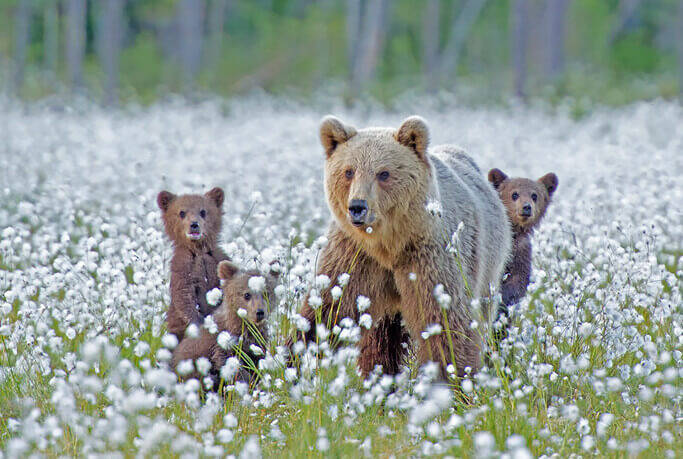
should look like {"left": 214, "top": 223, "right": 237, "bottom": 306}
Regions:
{"left": 358, "top": 313, "right": 410, "bottom": 377}
{"left": 393, "top": 245, "right": 483, "bottom": 380}
{"left": 294, "top": 228, "right": 382, "bottom": 342}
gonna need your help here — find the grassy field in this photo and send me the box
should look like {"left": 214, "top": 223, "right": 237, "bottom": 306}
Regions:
{"left": 0, "top": 95, "right": 680, "bottom": 457}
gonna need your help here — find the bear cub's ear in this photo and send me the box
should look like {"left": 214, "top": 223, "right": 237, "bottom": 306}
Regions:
{"left": 396, "top": 116, "right": 430, "bottom": 161}
{"left": 487, "top": 169, "right": 508, "bottom": 189}
{"left": 320, "top": 116, "right": 357, "bottom": 157}
{"left": 205, "top": 187, "right": 225, "bottom": 209}
{"left": 157, "top": 191, "right": 176, "bottom": 213}
{"left": 218, "top": 261, "right": 240, "bottom": 280}
{"left": 538, "top": 173, "right": 558, "bottom": 196}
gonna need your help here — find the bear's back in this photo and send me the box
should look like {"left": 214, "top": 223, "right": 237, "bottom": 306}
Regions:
{"left": 429, "top": 145, "right": 512, "bottom": 318}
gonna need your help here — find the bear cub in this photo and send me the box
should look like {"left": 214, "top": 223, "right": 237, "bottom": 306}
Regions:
{"left": 488, "top": 169, "right": 558, "bottom": 325}
{"left": 171, "top": 260, "right": 277, "bottom": 387}
{"left": 157, "top": 187, "right": 229, "bottom": 341}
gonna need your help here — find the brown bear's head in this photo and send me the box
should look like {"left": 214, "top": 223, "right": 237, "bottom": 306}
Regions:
{"left": 157, "top": 187, "right": 224, "bottom": 250}
{"left": 213, "top": 261, "right": 278, "bottom": 338}
{"left": 488, "top": 169, "right": 558, "bottom": 233}
{"left": 319, "top": 115, "right": 432, "bottom": 250}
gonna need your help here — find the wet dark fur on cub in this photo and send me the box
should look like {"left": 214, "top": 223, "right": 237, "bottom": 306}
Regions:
{"left": 488, "top": 169, "right": 558, "bottom": 341}
{"left": 157, "top": 187, "right": 229, "bottom": 341}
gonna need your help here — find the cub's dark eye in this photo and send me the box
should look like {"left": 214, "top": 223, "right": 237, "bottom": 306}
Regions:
{"left": 244, "top": 292, "right": 251, "bottom": 300}
{"left": 200, "top": 209, "right": 207, "bottom": 219}
{"left": 345, "top": 169, "right": 354, "bottom": 179}
{"left": 179, "top": 210, "right": 186, "bottom": 219}
{"left": 531, "top": 193, "right": 538, "bottom": 202}
{"left": 511, "top": 192, "right": 519, "bottom": 201}
{"left": 377, "top": 171, "right": 390, "bottom": 182}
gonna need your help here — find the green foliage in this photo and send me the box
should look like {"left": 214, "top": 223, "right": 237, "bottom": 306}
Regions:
{"left": 0, "top": 0, "right": 680, "bottom": 106}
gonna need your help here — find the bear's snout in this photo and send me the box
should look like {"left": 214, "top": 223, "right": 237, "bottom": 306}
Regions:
{"left": 256, "top": 309, "right": 265, "bottom": 321}
{"left": 521, "top": 203, "right": 532, "bottom": 217}
{"left": 348, "top": 199, "right": 368, "bottom": 225}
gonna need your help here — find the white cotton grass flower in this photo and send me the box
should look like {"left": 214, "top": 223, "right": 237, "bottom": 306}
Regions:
{"left": 249, "top": 344, "right": 264, "bottom": 356}
{"left": 365, "top": 226, "right": 373, "bottom": 234}
{"left": 315, "top": 274, "right": 330, "bottom": 289}
{"left": 176, "top": 360, "right": 194, "bottom": 377}
{"left": 331, "top": 286, "right": 343, "bottom": 300}
{"left": 206, "top": 288, "right": 222, "bottom": 306}
{"left": 186, "top": 323, "right": 200, "bottom": 339}
{"left": 195, "top": 357, "right": 211, "bottom": 376}
{"left": 237, "top": 308, "right": 248, "bottom": 319}
{"left": 161, "top": 333, "right": 178, "bottom": 350}
{"left": 220, "top": 357, "right": 241, "bottom": 381}
{"left": 248, "top": 276, "right": 266, "bottom": 293}
{"left": 433, "top": 284, "right": 451, "bottom": 309}
{"left": 421, "top": 324, "right": 442, "bottom": 340}
{"left": 426, "top": 199, "right": 443, "bottom": 217}
{"left": 203, "top": 315, "right": 218, "bottom": 334}
{"left": 240, "top": 436, "right": 260, "bottom": 459}
{"left": 337, "top": 273, "right": 350, "bottom": 287}
{"left": 356, "top": 295, "right": 371, "bottom": 312}
{"left": 217, "top": 331, "right": 235, "bottom": 349}
{"left": 359, "top": 313, "right": 372, "bottom": 329}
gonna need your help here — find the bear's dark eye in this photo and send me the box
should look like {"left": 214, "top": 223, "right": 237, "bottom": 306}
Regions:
{"left": 345, "top": 169, "right": 354, "bottom": 180}
{"left": 200, "top": 209, "right": 207, "bottom": 219}
{"left": 377, "top": 171, "right": 390, "bottom": 182}
{"left": 511, "top": 192, "right": 519, "bottom": 201}
{"left": 244, "top": 292, "right": 251, "bottom": 300}
{"left": 179, "top": 210, "right": 186, "bottom": 219}
{"left": 531, "top": 193, "right": 538, "bottom": 202}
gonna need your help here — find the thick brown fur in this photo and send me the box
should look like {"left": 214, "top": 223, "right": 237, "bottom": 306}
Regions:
{"left": 157, "top": 188, "right": 229, "bottom": 341}
{"left": 487, "top": 169, "right": 558, "bottom": 335}
{"left": 171, "top": 261, "right": 278, "bottom": 387}
{"left": 293, "top": 116, "right": 511, "bottom": 380}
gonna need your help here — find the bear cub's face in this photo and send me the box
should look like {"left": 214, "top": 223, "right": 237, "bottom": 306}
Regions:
{"left": 319, "top": 116, "right": 430, "bottom": 239}
{"left": 488, "top": 169, "right": 558, "bottom": 232}
{"left": 157, "top": 188, "right": 224, "bottom": 248}
{"left": 214, "top": 261, "right": 277, "bottom": 333}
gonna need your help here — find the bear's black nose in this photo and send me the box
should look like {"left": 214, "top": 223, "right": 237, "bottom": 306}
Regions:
{"left": 256, "top": 309, "right": 265, "bottom": 321}
{"left": 348, "top": 199, "right": 368, "bottom": 224}
{"left": 190, "top": 221, "right": 200, "bottom": 231}
{"left": 521, "top": 203, "right": 532, "bottom": 217}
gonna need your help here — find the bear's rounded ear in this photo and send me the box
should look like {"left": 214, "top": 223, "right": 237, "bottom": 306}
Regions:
{"left": 538, "top": 173, "right": 558, "bottom": 196}
{"left": 157, "top": 191, "right": 176, "bottom": 212}
{"left": 320, "top": 116, "right": 357, "bottom": 157}
{"left": 487, "top": 169, "right": 508, "bottom": 189}
{"left": 396, "top": 116, "right": 430, "bottom": 161}
{"left": 218, "top": 261, "right": 239, "bottom": 280}
{"left": 205, "top": 187, "right": 225, "bottom": 209}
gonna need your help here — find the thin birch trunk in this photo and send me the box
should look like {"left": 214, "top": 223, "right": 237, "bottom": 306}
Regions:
{"left": 66, "top": 0, "right": 87, "bottom": 92}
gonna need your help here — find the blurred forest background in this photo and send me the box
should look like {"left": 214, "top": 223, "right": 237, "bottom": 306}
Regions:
{"left": 1, "top": 0, "right": 682, "bottom": 108}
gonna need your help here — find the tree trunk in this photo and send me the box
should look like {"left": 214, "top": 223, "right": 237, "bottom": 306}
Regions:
{"left": 207, "top": 0, "right": 230, "bottom": 69}
{"left": 44, "top": 0, "right": 60, "bottom": 80}
{"left": 98, "top": 0, "right": 125, "bottom": 106}
{"left": 178, "top": 0, "right": 205, "bottom": 92}
{"left": 422, "top": 0, "right": 440, "bottom": 91}
{"left": 544, "top": 0, "right": 570, "bottom": 80}
{"left": 438, "top": 0, "right": 488, "bottom": 85}
{"left": 346, "top": 0, "right": 362, "bottom": 82}
{"left": 350, "top": 0, "right": 390, "bottom": 94}
{"left": 512, "top": 0, "right": 529, "bottom": 100}
{"left": 66, "top": 0, "right": 87, "bottom": 92}
{"left": 13, "top": 0, "right": 32, "bottom": 94}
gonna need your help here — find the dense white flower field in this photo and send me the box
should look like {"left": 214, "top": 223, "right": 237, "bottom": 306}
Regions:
{"left": 0, "top": 95, "right": 681, "bottom": 457}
